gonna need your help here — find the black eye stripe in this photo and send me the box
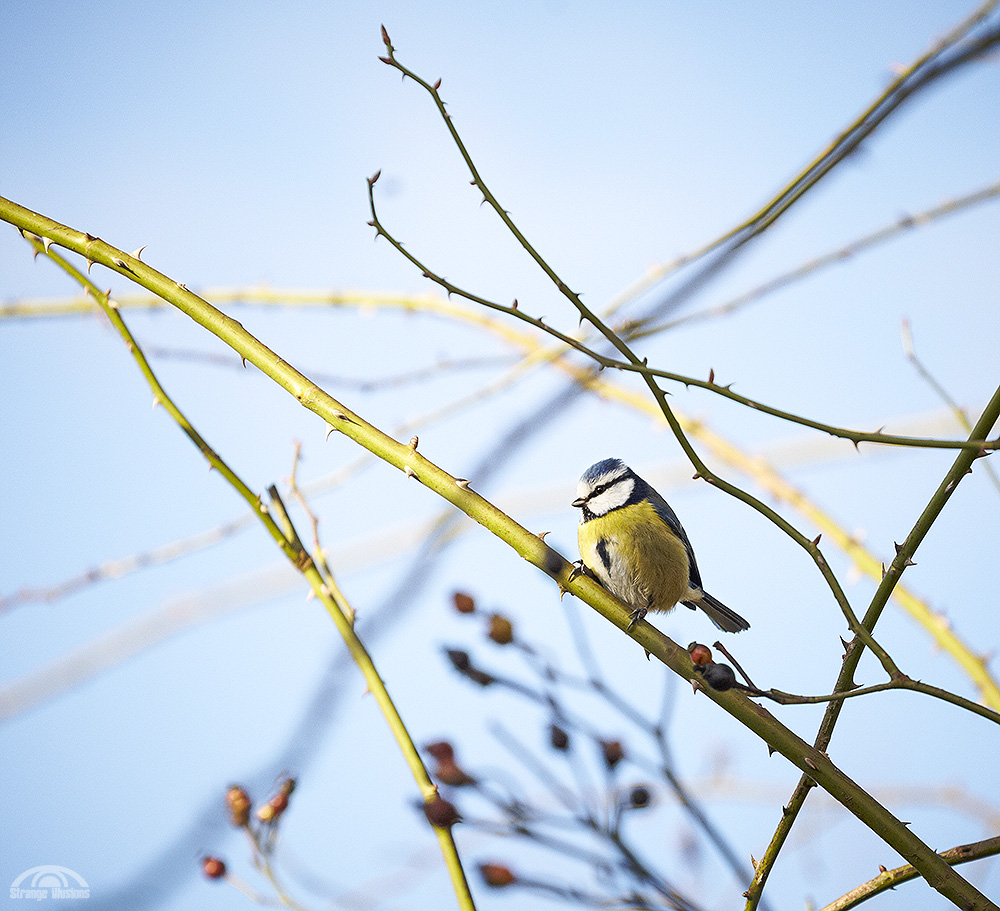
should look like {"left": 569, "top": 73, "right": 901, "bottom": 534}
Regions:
{"left": 589, "top": 475, "right": 625, "bottom": 498}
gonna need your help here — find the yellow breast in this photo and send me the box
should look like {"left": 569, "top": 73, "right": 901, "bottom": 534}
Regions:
{"left": 578, "top": 500, "right": 692, "bottom": 613}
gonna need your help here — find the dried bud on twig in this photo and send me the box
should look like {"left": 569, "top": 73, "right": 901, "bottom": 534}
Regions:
{"left": 698, "top": 662, "right": 737, "bottom": 691}
{"left": 201, "top": 857, "right": 227, "bottom": 880}
{"left": 628, "top": 785, "right": 652, "bottom": 809}
{"left": 487, "top": 613, "right": 514, "bottom": 645}
{"left": 437, "top": 759, "right": 477, "bottom": 787}
{"left": 445, "top": 649, "right": 496, "bottom": 687}
{"left": 599, "top": 738, "right": 625, "bottom": 769}
{"left": 256, "top": 776, "right": 296, "bottom": 823}
{"left": 445, "top": 649, "right": 471, "bottom": 672}
{"left": 688, "top": 642, "right": 713, "bottom": 666}
{"left": 479, "top": 863, "right": 517, "bottom": 887}
{"left": 426, "top": 742, "right": 478, "bottom": 785}
{"left": 424, "top": 794, "right": 461, "bottom": 828}
{"left": 426, "top": 741, "right": 455, "bottom": 762}
{"left": 225, "top": 785, "right": 251, "bottom": 827}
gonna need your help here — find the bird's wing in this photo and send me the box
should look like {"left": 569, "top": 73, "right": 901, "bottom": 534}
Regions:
{"left": 646, "top": 487, "right": 704, "bottom": 590}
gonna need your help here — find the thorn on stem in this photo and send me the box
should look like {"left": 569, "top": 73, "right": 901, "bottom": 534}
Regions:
{"left": 455, "top": 478, "right": 470, "bottom": 489}
{"left": 405, "top": 466, "right": 418, "bottom": 480}
{"left": 893, "top": 542, "right": 916, "bottom": 566}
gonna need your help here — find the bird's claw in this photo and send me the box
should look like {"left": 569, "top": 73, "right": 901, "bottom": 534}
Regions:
{"left": 568, "top": 560, "right": 602, "bottom": 585}
{"left": 626, "top": 608, "right": 647, "bottom": 632}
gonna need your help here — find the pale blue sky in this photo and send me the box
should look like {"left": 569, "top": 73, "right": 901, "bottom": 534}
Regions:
{"left": 2, "top": 2, "right": 999, "bottom": 910}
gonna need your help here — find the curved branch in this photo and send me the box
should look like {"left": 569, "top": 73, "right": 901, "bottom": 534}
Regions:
{"left": 818, "top": 836, "right": 1000, "bottom": 911}
{"left": 20, "top": 228, "right": 479, "bottom": 911}
{"left": 2, "top": 197, "right": 995, "bottom": 910}
{"left": 747, "top": 676, "right": 1000, "bottom": 726}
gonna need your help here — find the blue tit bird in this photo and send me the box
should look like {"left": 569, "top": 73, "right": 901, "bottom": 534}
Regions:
{"left": 573, "top": 458, "right": 749, "bottom": 633}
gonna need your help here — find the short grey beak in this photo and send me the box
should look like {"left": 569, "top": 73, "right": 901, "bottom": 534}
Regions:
{"left": 571, "top": 496, "right": 586, "bottom": 508}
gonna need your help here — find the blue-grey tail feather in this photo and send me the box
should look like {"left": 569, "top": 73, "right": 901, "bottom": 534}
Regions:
{"left": 685, "top": 592, "right": 750, "bottom": 633}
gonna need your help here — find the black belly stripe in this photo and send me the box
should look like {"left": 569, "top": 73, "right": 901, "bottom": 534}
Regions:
{"left": 595, "top": 538, "right": 612, "bottom": 574}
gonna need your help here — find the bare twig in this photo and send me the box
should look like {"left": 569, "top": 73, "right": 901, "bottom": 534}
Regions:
{"left": 628, "top": 180, "right": 1000, "bottom": 337}
{"left": 902, "top": 318, "right": 1000, "bottom": 494}
{"left": 818, "top": 835, "right": 1000, "bottom": 911}
{"left": 20, "top": 230, "right": 478, "bottom": 911}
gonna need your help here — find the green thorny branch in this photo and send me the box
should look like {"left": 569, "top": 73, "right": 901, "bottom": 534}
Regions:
{"left": 371, "top": 18, "right": 1000, "bottom": 910}
{"left": 371, "top": 26, "right": 1000, "bottom": 692}
{"left": 17, "top": 228, "right": 477, "bottom": 911}
{"left": 3, "top": 209, "right": 997, "bottom": 911}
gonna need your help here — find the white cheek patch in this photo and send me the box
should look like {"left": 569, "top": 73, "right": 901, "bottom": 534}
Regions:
{"left": 588, "top": 477, "right": 633, "bottom": 515}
